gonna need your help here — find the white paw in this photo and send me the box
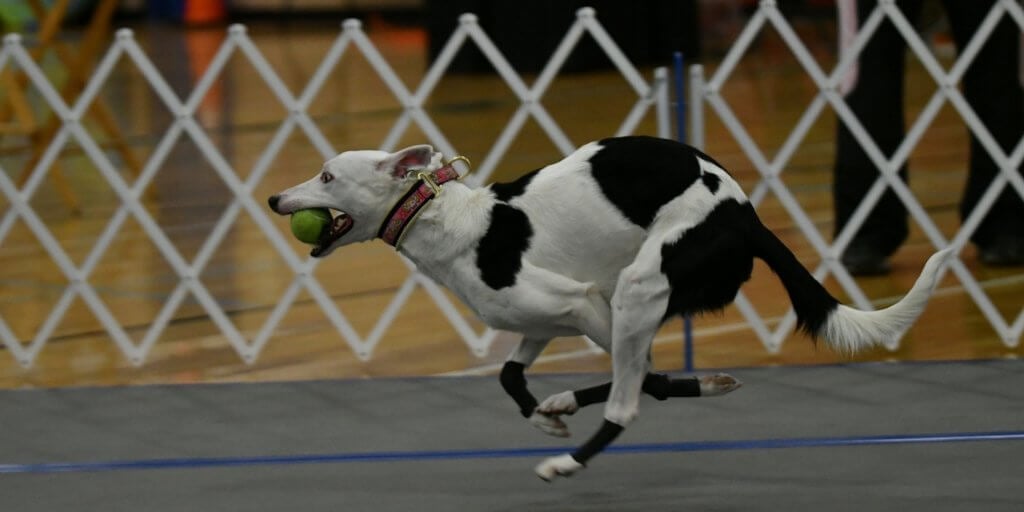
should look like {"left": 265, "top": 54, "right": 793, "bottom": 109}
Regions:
{"left": 535, "top": 454, "right": 585, "bottom": 482}
{"left": 699, "top": 372, "right": 743, "bottom": 397}
{"left": 529, "top": 411, "right": 570, "bottom": 438}
{"left": 537, "top": 390, "right": 579, "bottom": 416}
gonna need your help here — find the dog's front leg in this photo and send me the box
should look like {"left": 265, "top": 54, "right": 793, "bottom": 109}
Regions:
{"left": 499, "top": 337, "right": 569, "bottom": 437}
{"left": 534, "top": 330, "right": 653, "bottom": 481}
{"left": 535, "top": 256, "right": 670, "bottom": 481}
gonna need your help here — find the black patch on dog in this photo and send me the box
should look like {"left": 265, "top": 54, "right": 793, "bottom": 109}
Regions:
{"left": 490, "top": 168, "right": 541, "bottom": 202}
{"left": 660, "top": 199, "right": 755, "bottom": 320}
{"left": 476, "top": 204, "right": 532, "bottom": 289}
{"left": 660, "top": 199, "right": 839, "bottom": 336}
{"left": 588, "top": 136, "right": 706, "bottom": 228}
{"left": 700, "top": 172, "right": 721, "bottom": 194}
{"left": 748, "top": 207, "right": 839, "bottom": 336}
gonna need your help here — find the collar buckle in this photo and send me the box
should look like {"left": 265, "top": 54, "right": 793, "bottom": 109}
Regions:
{"left": 415, "top": 170, "right": 443, "bottom": 195}
{"left": 378, "top": 155, "right": 472, "bottom": 248}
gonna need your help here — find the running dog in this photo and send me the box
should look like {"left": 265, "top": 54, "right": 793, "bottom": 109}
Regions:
{"left": 268, "top": 136, "right": 952, "bottom": 481}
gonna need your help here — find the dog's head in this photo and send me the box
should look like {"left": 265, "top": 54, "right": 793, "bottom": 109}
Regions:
{"left": 268, "top": 144, "right": 442, "bottom": 257}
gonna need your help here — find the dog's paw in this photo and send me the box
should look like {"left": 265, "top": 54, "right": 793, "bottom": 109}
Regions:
{"left": 699, "top": 372, "right": 743, "bottom": 397}
{"left": 529, "top": 411, "right": 570, "bottom": 438}
{"left": 537, "top": 390, "right": 579, "bottom": 416}
{"left": 535, "top": 454, "right": 585, "bottom": 482}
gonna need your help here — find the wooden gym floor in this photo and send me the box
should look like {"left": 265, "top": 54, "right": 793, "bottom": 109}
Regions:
{"left": 0, "top": 13, "right": 1021, "bottom": 389}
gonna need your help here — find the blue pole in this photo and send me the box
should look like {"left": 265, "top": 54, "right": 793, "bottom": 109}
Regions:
{"left": 672, "top": 52, "right": 694, "bottom": 374}
{"left": 673, "top": 52, "right": 686, "bottom": 145}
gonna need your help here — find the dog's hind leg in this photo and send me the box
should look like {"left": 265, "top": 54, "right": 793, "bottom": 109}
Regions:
{"left": 536, "top": 372, "right": 743, "bottom": 416}
{"left": 536, "top": 284, "right": 741, "bottom": 416}
{"left": 500, "top": 337, "right": 572, "bottom": 437}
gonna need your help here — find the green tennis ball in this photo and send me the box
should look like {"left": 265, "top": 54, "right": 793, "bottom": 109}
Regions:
{"left": 290, "top": 208, "right": 332, "bottom": 244}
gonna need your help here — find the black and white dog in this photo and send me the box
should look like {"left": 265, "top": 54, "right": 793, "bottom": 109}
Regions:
{"left": 269, "top": 136, "right": 951, "bottom": 481}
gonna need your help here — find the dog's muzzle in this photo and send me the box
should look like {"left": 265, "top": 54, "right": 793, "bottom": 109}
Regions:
{"left": 268, "top": 194, "right": 354, "bottom": 258}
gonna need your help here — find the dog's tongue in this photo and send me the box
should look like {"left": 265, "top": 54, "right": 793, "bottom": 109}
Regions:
{"left": 310, "top": 212, "right": 353, "bottom": 257}
{"left": 329, "top": 213, "right": 351, "bottom": 236}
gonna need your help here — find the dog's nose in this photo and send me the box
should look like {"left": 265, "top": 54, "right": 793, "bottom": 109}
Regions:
{"left": 268, "top": 195, "right": 281, "bottom": 212}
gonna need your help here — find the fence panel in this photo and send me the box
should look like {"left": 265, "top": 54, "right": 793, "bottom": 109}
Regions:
{"left": 690, "top": 0, "right": 1024, "bottom": 351}
{"left": 0, "top": 8, "right": 670, "bottom": 368}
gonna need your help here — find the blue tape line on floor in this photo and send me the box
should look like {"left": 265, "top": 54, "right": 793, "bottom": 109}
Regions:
{"left": 2, "top": 430, "right": 1022, "bottom": 474}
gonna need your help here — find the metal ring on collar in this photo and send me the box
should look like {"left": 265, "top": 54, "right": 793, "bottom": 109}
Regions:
{"left": 445, "top": 155, "right": 472, "bottom": 178}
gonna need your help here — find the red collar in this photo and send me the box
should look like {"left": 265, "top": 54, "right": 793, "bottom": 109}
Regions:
{"left": 377, "top": 163, "right": 462, "bottom": 248}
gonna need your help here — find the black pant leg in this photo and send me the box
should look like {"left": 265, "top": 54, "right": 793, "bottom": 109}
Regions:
{"left": 942, "top": 0, "right": 1024, "bottom": 247}
{"left": 834, "top": 0, "right": 923, "bottom": 256}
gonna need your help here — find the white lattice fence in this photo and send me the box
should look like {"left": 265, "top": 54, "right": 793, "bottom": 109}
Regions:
{"left": 689, "top": 0, "right": 1024, "bottom": 351}
{"left": 0, "top": 7, "right": 670, "bottom": 368}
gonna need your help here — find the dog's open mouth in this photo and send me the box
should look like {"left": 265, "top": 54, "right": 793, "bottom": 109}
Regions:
{"left": 310, "top": 211, "right": 354, "bottom": 258}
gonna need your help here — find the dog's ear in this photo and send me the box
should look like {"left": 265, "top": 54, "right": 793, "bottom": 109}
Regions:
{"left": 379, "top": 145, "right": 435, "bottom": 179}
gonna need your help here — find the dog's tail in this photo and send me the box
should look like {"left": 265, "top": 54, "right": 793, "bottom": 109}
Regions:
{"left": 751, "top": 218, "right": 953, "bottom": 353}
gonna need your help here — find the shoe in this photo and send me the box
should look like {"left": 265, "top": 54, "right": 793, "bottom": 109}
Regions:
{"left": 978, "top": 236, "right": 1024, "bottom": 266}
{"left": 841, "top": 244, "right": 891, "bottom": 276}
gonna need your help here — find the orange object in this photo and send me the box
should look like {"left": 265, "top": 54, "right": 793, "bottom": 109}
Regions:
{"left": 184, "top": 0, "right": 226, "bottom": 25}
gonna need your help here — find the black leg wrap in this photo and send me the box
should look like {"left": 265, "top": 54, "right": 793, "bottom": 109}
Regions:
{"left": 642, "top": 373, "right": 701, "bottom": 399}
{"left": 499, "top": 361, "right": 538, "bottom": 418}
{"left": 574, "top": 374, "right": 701, "bottom": 407}
{"left": 641, "top": 373, "right": 673, "bottom": 400}
{"left": 572, "top": 419, "right": 625, "bottom": 464}
{"left": 573, "top": 383, "right": 612, "bottom": 408}
{"left": 671, "top": 376, "right": 701, "bottom": 397}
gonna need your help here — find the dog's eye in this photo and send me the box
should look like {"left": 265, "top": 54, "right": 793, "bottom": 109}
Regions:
{"left": 321, "top": 172, "right": 334, "bottom": 184}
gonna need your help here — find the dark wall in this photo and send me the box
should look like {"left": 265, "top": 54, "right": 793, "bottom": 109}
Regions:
{"left": 426, "top": 0, "right": 700, "bottom": 73}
